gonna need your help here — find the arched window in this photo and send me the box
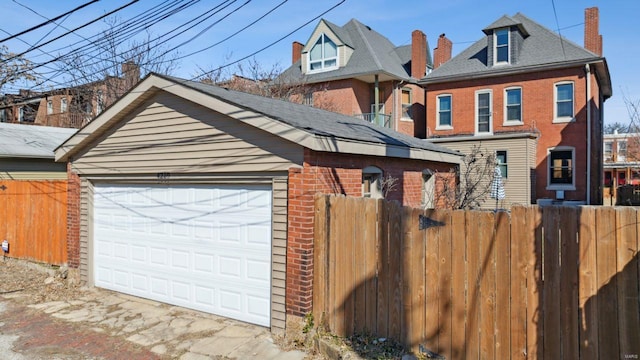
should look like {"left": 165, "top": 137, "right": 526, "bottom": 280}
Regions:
{"left": 308, "top": 34, "right": 338, "bottom": 72}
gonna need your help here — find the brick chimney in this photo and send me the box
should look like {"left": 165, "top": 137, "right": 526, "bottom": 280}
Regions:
{"left": 122, "top": 61, "right": 140, "bottom": 84}
{"left": 584, "top": 7, "right": 602, "bottom": 56}
{"left": 411, "top": 30, "right": 427, "bottom": 78}
{"left": 292, "top": 41, "right": 303, "bottom": 64}
{"left": 433, "top": 34, "right": 452, "bottom": 69}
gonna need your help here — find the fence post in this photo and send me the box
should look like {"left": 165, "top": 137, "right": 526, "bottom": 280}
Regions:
{"left": 313, "top": 194, "right": 330, "bottom": 328}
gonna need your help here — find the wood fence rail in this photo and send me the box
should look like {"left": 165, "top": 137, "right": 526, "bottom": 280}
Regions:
{"left": 0, "top": 180, "right": 68, "bottom": 265}
{"left": 313, "top": 194, "right": 640, "bottom": 359}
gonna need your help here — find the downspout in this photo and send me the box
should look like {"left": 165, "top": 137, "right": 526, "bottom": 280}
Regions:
{"left": 585, "top": 64, "right": 591, "bottom": 204}
{"left": 374, "top": 74, "right": 380, "bottom": 126}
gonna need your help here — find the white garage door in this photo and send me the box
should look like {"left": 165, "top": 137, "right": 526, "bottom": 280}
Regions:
{"left": 93, "top": 184, "right": 272, "bottom": 327}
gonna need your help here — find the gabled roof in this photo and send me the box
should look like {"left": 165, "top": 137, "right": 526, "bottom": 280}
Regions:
{"left": 422, "top": 13, "right": 611, "bottom": 98}
{"left": 280, "top": 18, "right": 431, "bottom": 84}
{"left": 0, "top": 123, "right": 76, "bottom": 159}
{"left": 56, "top": 74, "right": 461, "bottom": 164}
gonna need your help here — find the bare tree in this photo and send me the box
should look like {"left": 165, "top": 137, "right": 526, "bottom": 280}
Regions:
{"left": 431, "top": 145, "right": 497, "bottom": 210}
{"left": 0, "top": 45, "right": 37, "bottom": 94}
{"left": 195, "top": 57, "right": 340, "bottom": 112}
{"left": 58, "top": 17, "right": 179, "bottom": 117}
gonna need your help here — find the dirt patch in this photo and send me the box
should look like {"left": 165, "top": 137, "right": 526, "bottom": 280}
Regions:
{"left": 0, "top": 257, "right": 86, "bottom": 305}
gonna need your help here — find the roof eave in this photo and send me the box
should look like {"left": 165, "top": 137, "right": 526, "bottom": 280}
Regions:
{"left": 420, "top": 58, "right": 604, "bottom": 85}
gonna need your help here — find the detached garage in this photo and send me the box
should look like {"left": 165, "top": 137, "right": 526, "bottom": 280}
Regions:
{"left": 55, "top": 74, "right": 461, "bottom": 332}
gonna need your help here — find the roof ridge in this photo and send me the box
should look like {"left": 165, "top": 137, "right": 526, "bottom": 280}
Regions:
{"left": 351, "top": 19, "right": 384, "bottom": 71}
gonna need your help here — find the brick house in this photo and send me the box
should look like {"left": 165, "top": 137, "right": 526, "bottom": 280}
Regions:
{"left": 55, "top": 73, "right": 461, "bottom": 332}
{"left": 0, "top": 62, "right": 140, "bottom": 128}
{"left": 280, "top": 18, "right": 432, "bottom": 138}
{"left": 603, "top": 131, "right": 640, "bottom": 200}
{"left": 422, "top": 8, "right": 612, "bottom": 207}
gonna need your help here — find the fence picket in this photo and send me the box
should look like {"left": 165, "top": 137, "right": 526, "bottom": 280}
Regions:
{"left": 312, "top": 196, "right": 640, "bottom": 360}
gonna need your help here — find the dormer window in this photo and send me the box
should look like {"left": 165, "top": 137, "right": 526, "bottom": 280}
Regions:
{"left": 494, "top": 28, "right": 509, "bottom": 64}
{"left": 308, "top": 34, "right": 338, "bottom": 72}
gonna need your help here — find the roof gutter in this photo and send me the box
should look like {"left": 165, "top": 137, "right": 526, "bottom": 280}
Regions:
{"left": 421, "top": 58, "right": 612, "bottom": 98}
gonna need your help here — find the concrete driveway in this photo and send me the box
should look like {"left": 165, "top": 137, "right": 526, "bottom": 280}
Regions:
{"left": 0, "top": 288, "right": 306, "bottom": 359}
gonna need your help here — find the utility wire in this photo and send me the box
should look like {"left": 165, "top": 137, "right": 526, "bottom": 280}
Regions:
{"left": 1, "top": 0, "right": 140, "bottom": 64}
{"left": 0, "top": 0, "right": 99, "bottom": 43}
{"left": 550, "top": 0, "right": 567, "bottom": 59}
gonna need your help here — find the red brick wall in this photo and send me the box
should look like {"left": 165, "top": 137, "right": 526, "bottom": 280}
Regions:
{"left": 285, "top": 149, "right": 456, "bottom": 316}
{"left": 66, "top": 163, "right": 81, "bottom": 268}
{"left": 426, "top": 66, "right": 599, "bottom": 202}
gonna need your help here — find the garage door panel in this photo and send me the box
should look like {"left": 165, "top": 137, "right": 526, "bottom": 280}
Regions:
{"left": 94, "top": 184, "right": 272, "bottom": 327}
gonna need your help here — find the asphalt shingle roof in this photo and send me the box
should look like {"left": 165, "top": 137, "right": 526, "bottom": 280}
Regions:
{"left": 424, "top": 13, "right": 602, "bottom": 82}
{"left": 280, "top": 18, "right": 430, "bottom": 83}
{"left": 160, "top": 74, "right": 459, "bottom": 157}
{"left": 0, "top": 123, "right": 76, "bottom": 158}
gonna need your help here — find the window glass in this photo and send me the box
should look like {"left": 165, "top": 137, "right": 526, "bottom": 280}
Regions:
{"left": 556, "top": 83, "right": 574, "bottom": 118}
{"left": 549, "top": 150, "right": 573, "bottom": 184}
{"left": 477, "top": 92, "right": 491, "bottom": 133}
{"left": 495, "top": 28, "right": 509, "bottom": 63}
{"left": 309, "top": 34, "right": 337, "bottom": 71}
{"left": 505, "top": 88, "right": 521, "bottom": 122}
{"left": 61, "top": 98, "right": 68, "bottom": 113}
{"left": 362, "top": 166, "right": 383, "bottom": 199}
{"left": 604, "top": 141, "right": 613, "bottom": 161}
{"left": 47, "top": 100, "right": 53, "bottom": 115}
{"left": 401, "top": 89, "right": 411, "bottom": 119}
{"left": 618, "top": 141, "right": 627, "bottom": 160}
{"left": 496, "top": 151, "right": 508, "bottom": 178}
{"left": 437, "top": 95, "right": 451, "bottom": 127}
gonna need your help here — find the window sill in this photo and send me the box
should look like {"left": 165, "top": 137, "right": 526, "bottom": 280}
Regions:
{"left": 552, "top": 117, "right": 575, "bottom": 124}
{"left": 503, "top": 121, "right": 524, "bottom": 127}
{"left": 305, "top": 65, "right": 339, "bottom": 75}
{"left": 546, "top": 185, "right": 576, "bottom": 191}
{"left": 435, "top": 125, "right": 453, "bottom": 131}
{"left": 400, "top": 117, "right": 414, "bottom": 122}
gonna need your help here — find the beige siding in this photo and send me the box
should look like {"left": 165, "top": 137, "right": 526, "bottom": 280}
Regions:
{"left": 271, "top": 177, "right": 288, "bottom": 333}
{"left": 72, "top": 91, "right": 302, "bottom": 175}
{"left": 434, "top": 137, "right": 537, "bottom": 208}
{"left": 80, "top": 179, "right": 94, "bottom": 284}
{"left": 0, "top": 159, "right": 67, "bottom": 180}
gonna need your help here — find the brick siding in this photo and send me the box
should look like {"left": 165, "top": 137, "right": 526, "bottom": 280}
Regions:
{"left": 66, "top": 162, "right": 81, "bottom": 268}
{"left": 285, "top": 149, "right": 456, "bottom": 316}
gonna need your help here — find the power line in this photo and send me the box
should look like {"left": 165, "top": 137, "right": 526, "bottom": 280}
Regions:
{"left": 0, "top": 0, "right": 99, "bottom": 43}
{"left": 550, "top": 0, "right": 566, "bottom": 59}
{"left": 1, "top": 0, "right": 140, "bottom": 64}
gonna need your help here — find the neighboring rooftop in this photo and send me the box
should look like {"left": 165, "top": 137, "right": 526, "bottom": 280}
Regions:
{"left": 0, "top": 123, "right": 76, "bottom": 158}
{"left": 280, "top": 18, "right": 432, "bottom": 84}
{"left": 422, "top": 12, "right": 611, "bottom": 97}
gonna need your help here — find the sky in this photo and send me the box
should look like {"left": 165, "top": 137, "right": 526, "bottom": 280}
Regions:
{"left": 1, "top": 0, "right": 638, "bottom": 125}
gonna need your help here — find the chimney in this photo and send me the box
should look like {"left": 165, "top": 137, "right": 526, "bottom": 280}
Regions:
{"left": 433, "top": 34, "right": 452, "bottom": 69}
{"left": 292, "top": 41, "right": 303, "bottom": 64}
{"left": 122, "top": 61, "right": 140, "bottom": 84}
{"left": 411, "top": 30, "right": 427, "bottom": 78}
{"left": 584, "top": 7, "right": 602, "bottom": 55}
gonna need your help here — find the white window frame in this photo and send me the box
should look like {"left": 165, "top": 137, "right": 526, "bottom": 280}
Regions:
{"left": 422, "top": 169, "right": 435, "bottom": 209}
{"left": 0, "top": 109, "right": 5, "bottom": 122}
{"left": 494, "top": 28, "right": 510, "bottom": 65}
{"left": 362, "top": 166, "right": 383, "bottom": 199}
{"left": 47, "top": 100, "right": 53, "bottom": 115}
{"left": 18, "top": 106, "right": 24, "bottom": 122}
{"left": 475, "top": 89, "right": 493, "bottom": 135}
{"left": 603, "top": 141, "right": 613, "bottom": 161}
{"left": 554, "top": 81, "right": 575, "bottom": 123}
{"left": 307, "top": 33, "right": 338, "bottom": 73}
{"left": 401, "top": 88, "right": 412, "bottom": 121}
{"left": 503, "top": 87, "right": 523, "bottom": 125}
{"left": 436, "top": 94, "right": 452, "bottom": 130}
{"left": 547, "top": 146, "right": 576, "bottom": 191}
{"left": 61, "top": 98, "right": 68, "bottom": 113}
{"left": 96, "top": 90, "right": 104, "bottom": 114}
{"left": 496, "top": 150, "right": 508, "bottom": 178}
{"left": 618, "top": 140, "right": 627, "bottom": 161}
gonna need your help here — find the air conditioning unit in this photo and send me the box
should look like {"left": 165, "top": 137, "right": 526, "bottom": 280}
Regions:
{"left": 556, "top": 190, "right": 565, "bottom": 200}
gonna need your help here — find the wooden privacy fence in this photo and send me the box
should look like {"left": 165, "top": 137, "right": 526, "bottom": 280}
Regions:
{"left": 0, "top": 180, "right": 68, "bottom": 265}
{"left": 313, "top": 194, "right": 640, "bottom": 360}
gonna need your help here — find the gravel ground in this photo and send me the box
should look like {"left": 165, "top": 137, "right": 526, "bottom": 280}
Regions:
{"left": 0, "top": 257, "right": 86, "bottom": 305}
